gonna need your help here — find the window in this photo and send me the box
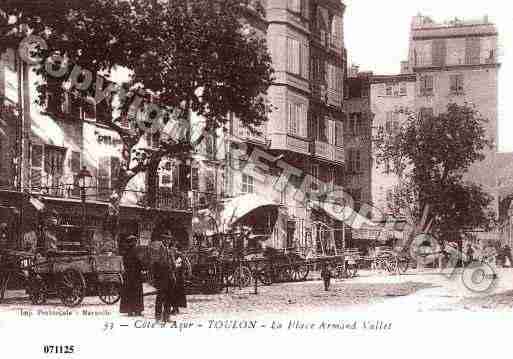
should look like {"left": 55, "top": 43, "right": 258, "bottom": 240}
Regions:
{"left": 288, "top": 0, "right": 307, "bottom": 17}
{"left": 310, "top": 164, "right": 319, "bottom": 190}
{"left": 419, "top": 75, "right": 434, "bottom": 96}
{"left": 190, "top": 167, "right": 199, "bottom": 191}
{"left": 432, "top": 39, "right": 447, "bottom": 67}
{"left": 385, "top": 112, "right": 399, "bottom": 135}
{"left": 97, "top": 156, "right": 121, "bottom": 200}
{"left": 288, "top": 102, "right": 306, "bottom": 137}
{"left": 44, "top": 146, "right": 66, "bottom": 191}
{"left": 327, "top": 64, "right": 343, "bottom": 91}
{"left": 346, "top": 113, "right": 362, "bottom": 137}
{"left": 205, "top": 170, "right": 215, "bottom": 193}
{"left": 288, "top": 38, "right": 301, "bottom": 75}
{"left": 317, "top": 116, "right": 328, "bottom": 142}
{"left": 385, "top": 84, "right": 392, "bottom": 96}
{"left": 335, "top": 121, "right": 343, "bottom": 147}
{"left": 400, "top": 83, "right": 407, "bottom": 95}
{"left": 31, "top": 144, "right": 43, "bottom": 190}
{"left": 465, "top": 37, "right": 481, "bottom": 65}
{"left": 334, "top": 167, "right": 344, "bottom": 186}
{"left": 450, "top": 74, "right": 464, "bottom": 94}
{"left": 348, "top": 149, "right": 361, "bottom": 173}
{"left": 386, "top": 189, "right": 394, "bottom": 205}
{"left": 311, "top": 56, "right": 324, "bottom": 82}
{"left": 242, "top": 174, "right": 255, "bottom": 194}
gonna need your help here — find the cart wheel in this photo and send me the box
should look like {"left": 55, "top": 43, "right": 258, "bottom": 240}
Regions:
{"left": 291, "top": 263, "right": 309, "bottom": 281}
{"left": 98, "top": 282, "right": 121, "bottom": 305}
{"left": 397, "top": 258, "right": 410, "bottom": 273}
{"left": 259, "top": 264, "right": 273, "bottom": 286}
{"left": 27, "top": 275, "right": 47, "bottom": 305}
{"left": 233, "top": 266, "right": 253, "bottom": 288}
{"left": 346, "top": 263, "right": 358, "bottom": 278}
{"left": 59, "top": 269, "right": 86, "bottom": 307}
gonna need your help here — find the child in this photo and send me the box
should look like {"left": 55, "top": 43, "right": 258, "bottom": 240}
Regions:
{"left": 321, "top": 262, "right": 332, "bottom": 291}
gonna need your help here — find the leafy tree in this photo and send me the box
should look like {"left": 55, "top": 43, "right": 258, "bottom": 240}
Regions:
{"left": 1, "top": 0, "right": 273, "bottom": 237}
{"left": 375, "top": 103, "right": 494, "bottom": 243}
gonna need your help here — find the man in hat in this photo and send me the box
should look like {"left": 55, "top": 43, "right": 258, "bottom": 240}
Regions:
{"left": 119, "top": 234, "right": 144, "bottom": 316}
{"left": 151, "top": 232, "right": 175, "bottom": 322}
{"left": 167, "top": 235, "right": 187, "bottom": 315}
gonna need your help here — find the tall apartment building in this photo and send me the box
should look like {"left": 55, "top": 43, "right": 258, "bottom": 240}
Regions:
{"left": 211, "top": 0, "right": 349, "bottom": 253}
{"left": 408, "top": 14, "right": 499, "bottom": 200}
{"left": 344, "top": 67, "right": 373, "bottom": 212}
{"left": 369, "top": 15, "right": 499, "bottom": 219}
{"left": 370, "top": 72, "right": 416, "bottom": 216}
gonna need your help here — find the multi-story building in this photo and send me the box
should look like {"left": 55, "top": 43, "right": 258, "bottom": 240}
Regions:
{"left": 344, "top": 67, "right": 373, "bottom": 213}
{"left": 211, "top": 0, "right": 349, "bottom": 254}
{"left": 408, "top": 14, "right": 499, "bottom": 205}
{"left": 370, "top": 72, "right": 416, "bottom": 216}
{"left": 368, "top": 14, "right": 499, "bottom": 219}
{"left": 0, "top": 48, "right": 192, "bottom": 249}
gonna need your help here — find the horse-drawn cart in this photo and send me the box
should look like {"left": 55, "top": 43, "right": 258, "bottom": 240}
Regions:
{"left": 0, "top": 249, "right": 123, "bottom": 307}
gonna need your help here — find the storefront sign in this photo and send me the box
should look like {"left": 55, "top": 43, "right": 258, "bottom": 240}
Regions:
{"left": 97, "top": 134, "right": 123, "bottom": 146}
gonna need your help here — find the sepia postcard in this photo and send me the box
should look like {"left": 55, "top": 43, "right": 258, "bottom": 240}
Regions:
{"left": 0, "top": 0, "right": 511, "bottom": 357}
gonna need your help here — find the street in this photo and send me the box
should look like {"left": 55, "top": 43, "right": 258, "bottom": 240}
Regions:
{"left": 2, "top": 269, "right": 513, "bottom": 320}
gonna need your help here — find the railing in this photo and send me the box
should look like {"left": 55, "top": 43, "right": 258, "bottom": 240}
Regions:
{"left": 29, "top": 174, "right": 192, "bottom": 211}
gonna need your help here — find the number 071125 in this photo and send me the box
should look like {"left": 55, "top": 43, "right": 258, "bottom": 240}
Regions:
{"left": 42, "top": 345, "right": 75, "bottom": 354}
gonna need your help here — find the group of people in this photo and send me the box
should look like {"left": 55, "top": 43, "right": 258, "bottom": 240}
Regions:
{"left": 119, "top": 232, "right": 187, "bottom": 322}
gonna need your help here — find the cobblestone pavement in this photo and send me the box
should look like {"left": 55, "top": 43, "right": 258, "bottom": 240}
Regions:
{"left": 2, "top": 268, "right": 513, "bottom": 320}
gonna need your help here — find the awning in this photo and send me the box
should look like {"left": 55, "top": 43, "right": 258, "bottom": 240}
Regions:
{"left": 310, "top": 200, "right": 377, "bottom": 230}
{"left": 219, "top": 193, "right": 280, "bottom": 230}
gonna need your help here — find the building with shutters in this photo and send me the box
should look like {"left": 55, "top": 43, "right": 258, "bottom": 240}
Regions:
{"left": 368, "top": 14, "right": 499, "bottom": 219}
{"left": 195, "top": 0, "right": 352, "bottom": 255}
{"left": 344, "top": 68, "right": 373, "bottom": 214}
{"left": 408, "top": 14, "right": 499, "bottom": 209}
{"left": 0, "top": 48, "right": 192, "bottom": 249}
{"left": 369, "top": 72, "right": 416, "bottom": 217}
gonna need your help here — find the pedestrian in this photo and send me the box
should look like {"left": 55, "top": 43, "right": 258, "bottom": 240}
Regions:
{"left": 0, "top": 223, "right": 9, "bottom": 250}
{"left": 150, "top": 233, "right": 175, "bottom": 322}
{"left": 503, "top": 244, "right": 513, "bottom": 268}
{"left": 119, "top": 235, "right": 144, "bottom": 317}
{"left": 466, "top": 243, "right": 474, "bottom": 266}
{"left": 321, "top": 261, "right": 332, "bottom": 291}
{"left": 167, "top": 236, "right": 187, "bottom": 315}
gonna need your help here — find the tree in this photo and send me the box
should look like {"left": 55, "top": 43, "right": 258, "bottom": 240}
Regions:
{"left": 375, "top": 103, "right": 494, "bottom": 243}
{"left": 1, "top": 0, "right": 273, "bottom": 237}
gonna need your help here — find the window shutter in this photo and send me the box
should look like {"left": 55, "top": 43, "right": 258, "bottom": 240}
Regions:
{"left": 71, "top": 151, "right": 81, "bottom": 173}
{"left": 98, "top": 156, "right": 110, "bottom": 200}
{"left": 301, "top": 43, "right": 309, "bottom": 79}
{"left": 31, "top": 144, "right": 43, "bottom": 191}
{"left": 110, "top": 156, "right": 120, "bottom": 190}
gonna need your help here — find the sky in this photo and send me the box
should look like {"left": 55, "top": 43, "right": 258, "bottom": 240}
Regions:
{"left": 343, "top": 0, "right": 512, "bottom": 152}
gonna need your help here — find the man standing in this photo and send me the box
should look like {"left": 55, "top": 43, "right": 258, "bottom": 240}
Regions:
{"left": 119, "top": 235, "right": 144, "bottom": 317}
{"left": 167, "top": 236, "right": 187, "bottom": 315}
{"left": 150, "top": 233, "right": 175, "bottom": 322}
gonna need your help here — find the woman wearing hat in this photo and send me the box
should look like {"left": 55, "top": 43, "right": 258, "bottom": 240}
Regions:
{"left": 119, "top": 234, "right": 144, "bottom": 317}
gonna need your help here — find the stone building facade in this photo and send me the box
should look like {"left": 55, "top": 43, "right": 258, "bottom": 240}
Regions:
{"left": 370, "top": 73, "right": 416, "bottom": 216}
{"left": 407, "top": 14, "right": 499, "bottom": 207}
{"left": 0, "top": 49, "right": 192, "bottom": 249}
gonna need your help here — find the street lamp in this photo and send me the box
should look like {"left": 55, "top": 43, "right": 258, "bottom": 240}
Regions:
{"left": 77, "top": 166, "right": 92, "bottom": 249}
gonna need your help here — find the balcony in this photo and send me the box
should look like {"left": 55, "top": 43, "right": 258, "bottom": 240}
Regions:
{"left": 312, "top": 140, "right": 333, "bottom": 161}
{"left": 310, "top": 140, "right": 345, "bottom": 164}
{"left": 29, "top": 174, "right": 191, "bottom": 212}
{"left": 269, "top": 133, "right": 310, "bottom": 155}
{"left": 232, "top": 120, "right": 268, "bottom": 146}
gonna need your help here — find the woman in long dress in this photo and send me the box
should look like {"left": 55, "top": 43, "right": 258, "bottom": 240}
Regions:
{"left": 119, "top": 235, "right": 144, "bottom": 316}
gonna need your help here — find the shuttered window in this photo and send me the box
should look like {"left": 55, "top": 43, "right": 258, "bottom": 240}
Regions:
{"left": 335, "top": 121, "right": 343, "bottom": 147}
{"left": 450, "top": 74, "right": 464, "bottom": 94}
{"left": 98, "top": 156, "right": 110, "bottom": 200}
{"left": 465, "top": 37, "right": 481, "bottom": 65}
{"left": 31, "top": 144, "right": 43, "bottom": 190}
{"left": 288, "top": 38, "right": 300, "bottom": 75}
{"left": 288, "top": 102, "right": 306, "bottom": 137}
{"left": 432, "top": 39, "right": 447, "bottom": 67}
{"left": 419, "top": 75, "right": 434, "bottom": 96}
